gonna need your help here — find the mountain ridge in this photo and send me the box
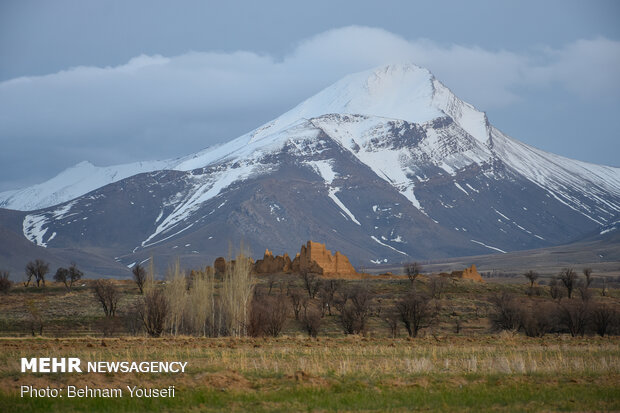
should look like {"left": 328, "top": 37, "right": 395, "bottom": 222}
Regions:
{"left": 1, "top": 63, "right": 619, "bottom": 276}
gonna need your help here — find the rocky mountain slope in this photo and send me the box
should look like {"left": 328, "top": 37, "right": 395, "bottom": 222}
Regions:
{"left": 1, "top": 64, "right": 619, "bottom": 277}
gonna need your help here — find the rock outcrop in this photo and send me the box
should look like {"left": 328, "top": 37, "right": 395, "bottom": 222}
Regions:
{"left": 449, "top": 264, "right": 483, "bottom": 282}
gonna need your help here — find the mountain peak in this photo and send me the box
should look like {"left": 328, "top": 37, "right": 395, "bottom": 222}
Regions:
{"left": 278, "top": 63, "right": 442, "bottom": 127}
{"left": 246, "top": 63, "right": 490, "bottom": 146}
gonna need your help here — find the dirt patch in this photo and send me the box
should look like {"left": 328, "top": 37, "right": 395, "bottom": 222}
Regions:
{"left": 286, "top": 370, "right": 330, "bottom": 387}
{"left": 195, "top": 371, "right": 252, "bottom": 391}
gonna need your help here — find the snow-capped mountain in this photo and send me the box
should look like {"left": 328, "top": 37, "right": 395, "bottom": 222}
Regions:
{"left": 0, "top": 160, "right": 175, "bottom": 211}
{"left": 2, "top": 63, "right": 619, "bottom": 275}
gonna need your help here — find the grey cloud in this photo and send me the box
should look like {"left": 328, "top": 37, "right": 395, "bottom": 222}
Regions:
{"left": 1, "top": 26, "right": 619, "bottom": 191}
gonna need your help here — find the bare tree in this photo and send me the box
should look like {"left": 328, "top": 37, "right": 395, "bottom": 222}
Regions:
{"left": 519, "top": 301, "right": 556, "bottom": 338}
{"left": 300, "top": 270, "right": 321, "bottom": 298}
{"left": 338, "top": 285, "right": 373, "bottom": 335}
{"left": 318, "top": 279, "right": 341, "bottom": 316}
{"left": 54, "top": 267, "right": 69, "bottom": 290}
{"left": 590, "top": 303, "right": 615, "bottom": 337}
{"left": 289, "top": 289, "right": 303, "bottom": 320}
{"left": 549, "top": 277, "right": 565, "bottom": 301}
{"left": 583, "top": 268, "right": 593, "bottom": 288}
{"left": 249, "top": 294, "right": 289, "bottom": 337}
{"left": 0, "top": 270, "right": 11, "bottom": 294}
{"left": 139, "top": 288, "right": 168, "bottom": 337}
{"left": 523, "top": 270, "right": 539, "bottom": 288}
{"left": 67, "top": 263, "right": 83, "bottom": 290}
{"left": 429, "top": 276, "right": 447, "bottom": 299}
{"left": 452, "top": 314, "right": 463, "bottom": 334}
{"left": 381, "top": 309, "right": 400, "bottom": 338}
{"left": 221, "top": 249, "right": 255, "bottom": 337}
{"left": 396, "top": 290, "right": 437, "bottom": 337}
{"left": 54, "top": 263, "right": 83, "bottom": 292}
{"left": 558, "top": 301, "right": 589, "bottom": 337}
{"left": 93, "top": 280, "right": 120, "bottom": 317}
{"left": 25, "top": 259, "right": 49, "bottom": 287}
{"left": 132, "top": 263, "right": 147, "bottom": 294}
{"left": 558, "top": 268, "right": 577, "bottom": 299}
{"left": 164, "top": 261, "right": 187, "bottom": 336}
{"left": 266, "top": 273, "right": 277, "bottom": 296}
{"left": 301, "top": 305, "right": 322, "bottom": 338}
{"left": 489, "top": 293, "right": 521, "bottom": 331}
{"left": 404, "top": 262, "right": 422, "bottom": 285}
{"left": 577, "top": 281, "right": 593, "bottom": 302}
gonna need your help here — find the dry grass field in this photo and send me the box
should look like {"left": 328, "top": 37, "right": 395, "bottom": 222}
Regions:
{"left": 1, "top": 335, "right": 619, "bottom": 412}
{"left": 0, "top": 273, "right": 619, "bottom": 411}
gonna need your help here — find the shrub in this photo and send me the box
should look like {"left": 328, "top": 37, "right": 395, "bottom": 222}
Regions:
{"left": 132, "top": 263, "right": 147, "bottom": 294}
{"left": 0, "top": 270, "right": 11, "bottom": 294}
{"left": 520, "top": 301, "right": 556, "bottom": 337}
{"left": 549, "top": 277, "right": 565, "bottom": 301}
{"left": 139, "top": 287, "right": 168, "bottom": 337}
{"left": 249, "top": 294, "right": 288, "bottom": 337}
{"left": 337, "top": 285, "right": 373, "bottom": 335}
{"left": 523, "top": 270, "right": 539, "bottom": 288}
{"left": 558, "top": 268, "right": 577, "bottom": 299}
{"left": 396, "top": 290, "right": 437, "bottom": 337}
{"left": 301, "top": 305, "right": 322, "bottom": 338}
{"left": 557, "top": 301, "right": 589, "bottom": 337}
{"left": 590, "top": 303, "right": 616, "bottom": 337}
{"left": 404, "top": 262, "right": 422, "bottom": 285}
{"left": 489, "top": 293, "right": 521, "bottom": 331}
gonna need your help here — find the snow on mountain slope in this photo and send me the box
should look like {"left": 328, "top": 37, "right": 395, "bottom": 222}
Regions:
{"left": 11, "top": 62, "right": 620, "bottom": 271}
{"left": 0, "top": 160, "right": 173, "bottom": 211}
{"left": 310, "top": 113, "right": 493, "bottom": 213}
{"left": 5, "top": 61, "right": 620, "bottom": 239}
{"left": 1, "top": 63, "right": 492, "bottom": 212}
{"left": 491, "top": 126, "right": 620, "bottom": 224}
{"left": 431, "top": 78, "right": 490, "bottom": 144}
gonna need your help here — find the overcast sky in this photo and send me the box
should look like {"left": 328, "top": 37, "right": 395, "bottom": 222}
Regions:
{"left": 1, "top": 0, "right": 619, "bottom": 192}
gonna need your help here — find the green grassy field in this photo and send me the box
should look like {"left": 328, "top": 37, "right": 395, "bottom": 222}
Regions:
{"left": 0, "top": 335, "right": 619, "bottom": 412}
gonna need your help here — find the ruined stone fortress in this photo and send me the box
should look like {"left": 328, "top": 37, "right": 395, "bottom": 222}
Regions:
{"left": 208, "top": 241, "right": 358, "bottom": 277}
{"left": 205, "top": 240, "right": 483, "bottom": 281}
{"left": 254, "top": 241, "right": 358, "bottom": 276}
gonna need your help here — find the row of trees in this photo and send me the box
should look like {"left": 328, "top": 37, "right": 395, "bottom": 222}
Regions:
{"left": 490, "top": 292, "right": 618, "bottom": 337}
{"left": 94, "top": 253, "right": 256, "bottom": 338}
{"left": 91, "top": 261, "right": 620, "bottom": 339}
{"left": 525, "top": 267, "right": 601, "bottom": 299}
{"left": 250, "top": 273, "right": 441, "bottom": 339}
{"left": 20, "top": 259, "right": 84, "bottom": 291}
{"left": 0, "top": 261, "right": 84, "bottom": 294}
